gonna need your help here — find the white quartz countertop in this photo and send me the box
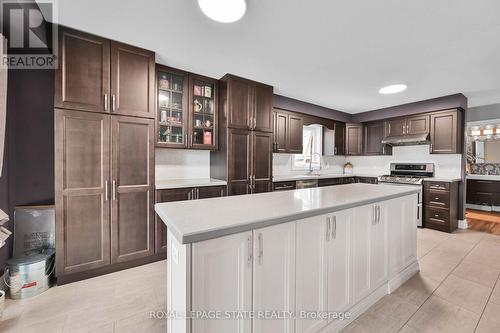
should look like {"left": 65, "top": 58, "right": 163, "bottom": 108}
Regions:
{"left": 155, "top": 178, "right": 227, "bottom": 190}
{"left": 155, "top": 183, "right": 419, "bottom": 244}
{"left": 466, "top": 174, "right": 500, "bottom": 181}
{"left": 273, "top": 174, "right": 379, "bottom": 182}
{"left": 423, "top": 177, "right": 462, "bottom": 182}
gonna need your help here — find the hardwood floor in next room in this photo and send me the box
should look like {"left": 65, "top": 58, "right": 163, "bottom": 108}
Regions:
{"left": 0, "top": 229, "right": 499, "bottom": 333}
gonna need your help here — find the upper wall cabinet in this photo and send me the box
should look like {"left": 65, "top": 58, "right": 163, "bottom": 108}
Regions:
{"left": 222, "top": 75, "right": 273, "bottom": 132}
{"left": 430, "top": 109, "right": 462, "bottom": 154}
{"left": 55, "top": 27, "right": 155, "bottom": 119}
{"left": 273, "top": 109, "right": 303, "bottom": 154}
{"left": 364, "top": 122, "right": 391, "bottom": 155}
{"left": 323, "top": 122, "right": 346, "bottom": 156}
{"left": 345, "top": 123, "right": 363, "bottom": 155}
{"left": 385, "top": 114, "right": 430, "bottom": 137}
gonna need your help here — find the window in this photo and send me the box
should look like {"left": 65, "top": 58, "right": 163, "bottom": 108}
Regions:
{"left": 293, "top": 124, "right": 323, "bottom": 170}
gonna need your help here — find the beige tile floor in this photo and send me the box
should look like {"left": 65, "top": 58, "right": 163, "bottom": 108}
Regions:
{"left": 343, "top": 228, "right": 500, "bottom": 333}
{"left": 0, "top": 228, "right": 499, "bottom": 333}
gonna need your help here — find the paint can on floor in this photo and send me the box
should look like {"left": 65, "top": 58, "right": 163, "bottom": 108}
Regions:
{"left": 6, "top": 249, "right": 55, "bottom": 299}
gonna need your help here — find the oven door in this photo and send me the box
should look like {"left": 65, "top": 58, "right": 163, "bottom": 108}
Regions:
{"left": 378, "top": 182, "right": 423, "bottom": 227}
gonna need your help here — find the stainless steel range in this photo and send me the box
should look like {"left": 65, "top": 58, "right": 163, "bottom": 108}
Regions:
{"left": 378, "top": 163, "right": 435, "bottom": 227}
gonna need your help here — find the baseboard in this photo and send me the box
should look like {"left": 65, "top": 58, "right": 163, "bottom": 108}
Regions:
{"left": 387, "top": 260, "right": 420, "bottom": 293}
{"left": 458, "top": 219, "right": 469, "bottom": 229}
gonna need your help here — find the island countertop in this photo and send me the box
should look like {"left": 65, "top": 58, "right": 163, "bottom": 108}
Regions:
{"left": 155, "top": 183, "right": 419, "bottom": 244}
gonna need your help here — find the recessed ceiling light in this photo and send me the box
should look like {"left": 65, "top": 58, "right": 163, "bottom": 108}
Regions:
{"left": 379, "top": 84, "right": 407, "bottom": 95}
{"left": 198, "top": 0, "right": 247, "bottom": 23}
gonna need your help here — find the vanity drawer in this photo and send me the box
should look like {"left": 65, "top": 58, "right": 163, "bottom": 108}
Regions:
{"left": 425, "top": 190, "right": 450, "bottom": 208}
{"left": 424, "top": 181, "right": 450, "bottom": 191}
{"left": 425, "top": 206, "right": 450, "bottom": 226}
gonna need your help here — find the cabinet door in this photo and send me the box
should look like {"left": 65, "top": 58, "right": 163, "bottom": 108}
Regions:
{"left": 334, "top": 122, "right": 346, "bottom": 155}
{"left": 55, "top": 109, "right": 110, "bottom": 276}
{"left": 288, "top": 114, "right": 304, "bottom": 154}
{"left": 253, "top": 223, "right": 296, "bottom": 333}
{"left": 351, "top": 204, "right": 373, "bottom": 303}
{"left": 430, "top": 110, "right": 460, "bottom": 154}
{"left": 192, "top": 232, "right": 253, "bottom": 333}
{"left": 252, "top": 131, "right": 273, "bottom": 194}
{"left": 274, "top": 112, "right": 288, "bottom": 153}
{"left": 407, "top": 115, "right": 430, "bottom": 135}
{"left": 196, "top": 185, "right": 226, "bottom": 199}
{"left": 364, "top": 122, "right": 389, "bottom": 155}
{"left": 189, "top": 75, "right": 218, "bottom": 150}
{"left": 371, "top": 204, "right": 388, "bottom": 289}
{"left": 296, "top": 215, "right": 329, "bottom": 333}
{"left": 111, "top": 116, "right": 155, "bottom": 263}
{"left": 228, "top": 128, "right": 251, "bottom": 195}
{"left": 155, "top": 188, "right": 193, "bottom": 254}
{"left": 55, "top": 28, "right": 110, "bottom": 113}
{"left": 327, "top": 210, "right": 351, "bottom": 313}
{"left": 227, "top": 77, "right": 252, "bottom": 129}
{"left": 346, "top": 123, "right": 363, "bottom": 155}
{"left": 110, "top": 42, "right": 155, "bottom": 118}
{"left": 253, "top": 83, "right": 273, "bottom": 132}
{"left": 385, "top": 118, "right": 406, "bottom": 137}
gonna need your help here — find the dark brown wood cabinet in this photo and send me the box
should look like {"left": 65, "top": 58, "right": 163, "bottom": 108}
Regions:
{"left": 385, "top": 114, "right": 430, "bottom": 137}
{"left": 272, "top": 109, "right": 303, "bottom": 154}
{"left": 55, "top": 27, "right": 155, "bottom": 118}
{"left": 55, "top": 110, "right": 158, "bottom": 283}
{"left": 345, "top": 123, "right": 363, "bottom": 155}
{"left": 364, "top": 121, "right": 391, "bottom": 155}
{"left": 466, "top": 179, "right": 500, "bottom": 206}
{"left": 423, "top": 181, "right": 458, "bottom": 233}
{"left": 252, "top": 131, "right": 273, "bottom": 193}
{"left": 430, "top": 110, "right": 462, "bottom": 154}
{"left": 110, "top": 116, "right": 155, "bottom": 264}
{"left": 222, "top": 75, "right": 273, "bottom": 132}
{"left": 334, "top": 122, "right": 346, "bottom": 155}
{"left": 227, "top": 128, "right": 252, "bottom": 195}
{"left": 155, "top": 185, "right": 226, "bottom": 253}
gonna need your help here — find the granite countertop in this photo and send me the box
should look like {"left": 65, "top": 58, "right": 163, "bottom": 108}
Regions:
{"left": 155, "top": 178, "right": 227, "bottom": 190}
{"left": 155, "top": 183, "right": 419, "bottom": 244}
{"left": 466, "top": 174, "right": 500, "bottom": 181}
{"left": 273, "top": 174, "right": 380, "bottom": 182}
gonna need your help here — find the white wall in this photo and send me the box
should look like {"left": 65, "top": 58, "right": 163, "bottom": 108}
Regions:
{"left": 273, "top": 145, "right": 462, "bottom": 178}
{"left": 156, "top": 149, "right": 210, "bottom": 180}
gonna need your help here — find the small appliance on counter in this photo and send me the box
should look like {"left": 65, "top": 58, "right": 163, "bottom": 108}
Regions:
{"left": 343, "top": 162, "right": 353, "bottom": 175}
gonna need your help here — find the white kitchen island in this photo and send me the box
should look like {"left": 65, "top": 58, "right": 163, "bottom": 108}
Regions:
{"left": 155, "top": 183, "right": 420, "bottom": 333}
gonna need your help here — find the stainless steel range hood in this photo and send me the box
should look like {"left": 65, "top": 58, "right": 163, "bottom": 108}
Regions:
{"left": 381, "top": 133, "right": 430, "bottom": 146}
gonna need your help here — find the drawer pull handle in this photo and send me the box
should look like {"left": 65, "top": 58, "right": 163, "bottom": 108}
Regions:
{"left": 435, "top": 197, "right": 439, "bottom": 200}
{"left": 434, "top": 214, "right": 439, "bottom": 217}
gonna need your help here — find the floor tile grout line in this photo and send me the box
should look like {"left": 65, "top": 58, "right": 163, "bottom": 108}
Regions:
{"left": 397, "top": 233, "right": 484, "bottom": 332}
{"left": 473, "top": 261, "right": 500, "bottom": 332}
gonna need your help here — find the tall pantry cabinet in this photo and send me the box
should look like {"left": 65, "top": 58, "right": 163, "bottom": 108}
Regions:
{"left": 211, "top": 75, "right": 274, "bottom": 196}
{"left": 55, "top": 27, "right": 159, "bottom": 284}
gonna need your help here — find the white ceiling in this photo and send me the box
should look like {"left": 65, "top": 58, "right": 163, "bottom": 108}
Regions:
{"left": 52, "top": 0, "right": 500, "bottom": 113}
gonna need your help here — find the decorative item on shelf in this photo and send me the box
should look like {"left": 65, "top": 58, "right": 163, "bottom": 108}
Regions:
{"left": 204, "top": 131, "right": 212, "bottom": 145}
{"left": 195, "top": 119, "right": 203, "bottom": 127}
{"left": 205, "top": 119, "right": 212, "bottom": 128}
{"left": 343, "top": 162, "right": 353, "bottom": 175}
{"left": 172, "top": 80, "right": 182, "bottom": 92}
{"left": 194, "top": 84, "right": 202, "bottom": 96}
{"left": 204, "top": 99, "right": 212, "bottom": 113}
{"left": 204, "top": 85, "right": 212, "bottom": 98}
{"left": 159, "top": 92, "right": 169, "bottom": 108}
{"left": 158, "top": 73, "right": 170, "bottom": 90}
{"left": 160, "top": 110, "right": 167, "bottom": 123}
{"left": 194, "top": 99, "right": 203, "bottom": 112}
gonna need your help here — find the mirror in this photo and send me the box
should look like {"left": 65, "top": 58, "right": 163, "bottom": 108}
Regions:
{"left": 473, "top": 140, "right": 500, "bottom": 163}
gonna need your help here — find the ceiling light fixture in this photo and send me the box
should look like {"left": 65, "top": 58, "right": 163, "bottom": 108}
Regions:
{"left": 379, "top": 84, "right": 407, "bottom": 95}
{"left": 198, "top": 0, "right": 247, "bottom": 23}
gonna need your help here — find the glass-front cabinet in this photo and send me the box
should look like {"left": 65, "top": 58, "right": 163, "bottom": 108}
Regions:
{"left": 156, "top": 66, "right": 217, "bottom": 150}
{"left": 189, "top": 75, "right": 218, "bottom": 149}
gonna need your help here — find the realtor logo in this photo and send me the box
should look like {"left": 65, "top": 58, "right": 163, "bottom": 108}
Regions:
{"left": 1, "top": 0, "right": 57, "bottom": 69}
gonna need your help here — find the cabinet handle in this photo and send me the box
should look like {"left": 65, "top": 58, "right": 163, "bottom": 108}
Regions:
{"left": 402, "top": 124, "right": 405, "bottom": 134}
{"left": 190, "top": 134, "right": 193, "bottom": 147}
{"left": 332, "top": 215, "right": 337, "bottom": 240}
{"left": 258, "top": 233, "right": 263, "bottom": 264}
{"left": 104, "top": 94, "right": 108, "bottom": 111}
{"left": 334, "top": 147, "right": 338, "bottom": 155}
{"left": 372, "top": 206, "right": 377, "bottom": 225}
{"left": 220, "top": 189, "right": 224, "bottom": 197}
{"left": 185, "top": 134, "right": 188, "bottom": 145}
{"left": 430, "top": 143, "right": 433, "bottom": 152}
{"left": 104, "top": 180, "right": 109, "bottom": 201}
{"left": 112, "top": 95, "right": 116, "bottom": 112}
{"left": 326, "top": 217, "right": 331, "bottom": 241}
{"left": 196, "top": 188, "right": 199, "bottom": 199}
{"left": 188, "top": 190, "right": 191, "bottom": 200}
{"left": 377, "top": 205, "right": 381, "bottom": 224}
{"left": 112, "top": 180, "right": 117, "bottom": 201}
{"left": 247, "top": 235, "right": 253, "bottom": 265}
{"left": 274, "top": 185, "right": 294, "bottom": 190}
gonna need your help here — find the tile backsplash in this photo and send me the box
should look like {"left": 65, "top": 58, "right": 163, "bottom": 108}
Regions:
{"left": 273, "top": 145, "right": 462, "bottom": 179}
{"left": 156, "top": 149, "right": 210, "bottom": 180}
{"left": 470, "top": 163, "right": 500, "bottom": 175}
